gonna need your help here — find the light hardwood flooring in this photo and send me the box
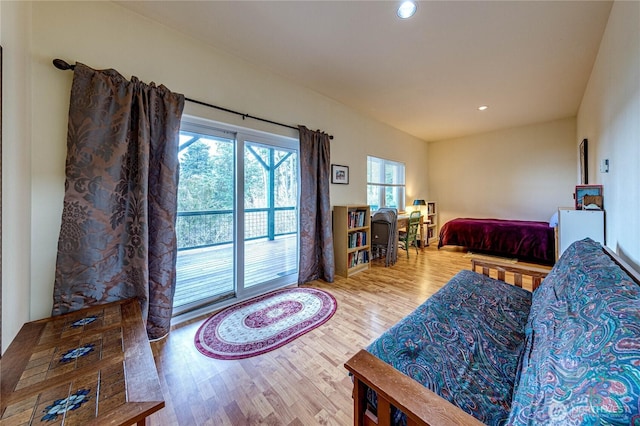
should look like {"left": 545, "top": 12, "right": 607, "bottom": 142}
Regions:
{"left": 149, "top": 246, "right": 534, "bottom": 425}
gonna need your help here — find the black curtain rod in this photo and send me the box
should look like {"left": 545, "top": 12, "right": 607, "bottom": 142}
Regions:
{"left": 52, "top": 59, "right": 333, "bottom": 140}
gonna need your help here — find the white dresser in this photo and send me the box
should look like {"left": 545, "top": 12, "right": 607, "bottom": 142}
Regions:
{"left": 557, "top": 208, "right": 605, "bottom": 257}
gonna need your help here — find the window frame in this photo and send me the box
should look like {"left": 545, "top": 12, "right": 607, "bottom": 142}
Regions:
{"left": 367, "top": 155, "right": 406, "bottom": 212}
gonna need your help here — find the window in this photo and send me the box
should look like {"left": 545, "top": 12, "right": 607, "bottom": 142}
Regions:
{"left": 367, "top": 156, "right": 405, "bottom": 212}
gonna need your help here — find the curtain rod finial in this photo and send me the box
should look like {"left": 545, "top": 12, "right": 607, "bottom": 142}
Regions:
{"left": 53, "top": 59, "right": 74, "bottom": 71}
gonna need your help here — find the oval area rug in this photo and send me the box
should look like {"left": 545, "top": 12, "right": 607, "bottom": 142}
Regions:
{"left": 195, "top": 287, "right": 337, "bottom": 360}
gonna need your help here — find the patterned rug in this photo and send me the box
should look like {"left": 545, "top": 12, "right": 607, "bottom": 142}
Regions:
{"left": 194, "top": 287, "right": 337, "bottom": 360}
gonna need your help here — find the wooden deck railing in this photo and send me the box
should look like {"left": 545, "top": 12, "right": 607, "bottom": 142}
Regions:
{"left": 176, "top": 206, "right": 296, "bottom": 250}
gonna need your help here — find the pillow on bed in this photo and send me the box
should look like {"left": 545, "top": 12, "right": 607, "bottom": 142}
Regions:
{"left": 548, "top": 211, "right": 558, "bottom": 227}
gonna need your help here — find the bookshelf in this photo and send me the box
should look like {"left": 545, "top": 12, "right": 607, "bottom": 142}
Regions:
{"left": 426, "top": 201, "right": 438, "bottom": 245}
{"left": 333, "top": 205, "right": 371, "bottom": 277}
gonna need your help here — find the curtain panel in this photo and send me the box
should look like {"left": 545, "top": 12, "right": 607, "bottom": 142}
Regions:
{"left": 298, "top": 126, "right": 335, "bottom": 284}
{"left": 52, "top": 63, "right": 185, "bottom": 340}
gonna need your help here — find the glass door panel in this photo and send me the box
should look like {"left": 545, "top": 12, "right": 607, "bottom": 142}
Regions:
{"left": 243, "top": 140, "right": 298, "bottom": 289}
{"left": 173, "top": 129, "right": 236, "bottom": 314}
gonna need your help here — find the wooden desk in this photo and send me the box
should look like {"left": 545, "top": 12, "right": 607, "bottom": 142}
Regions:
{"left": 397, "top": 213, "right": 426, "bottom": 249}
{"left": 1, "top": 299, "right": 164, "bottom": 426}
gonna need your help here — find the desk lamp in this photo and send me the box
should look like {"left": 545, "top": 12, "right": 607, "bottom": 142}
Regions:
{"left": 412, "top": 199, "right": 426, "bottom": 213}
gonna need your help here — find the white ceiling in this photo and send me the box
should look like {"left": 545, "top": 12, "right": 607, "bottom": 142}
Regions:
{"left": 115, "top": 1, "right": 613, "bottom": 142}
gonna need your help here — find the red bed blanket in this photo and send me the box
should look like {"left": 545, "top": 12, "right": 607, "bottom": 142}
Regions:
{"left": 438, "top": 218, "right": 555, "bottom": 265}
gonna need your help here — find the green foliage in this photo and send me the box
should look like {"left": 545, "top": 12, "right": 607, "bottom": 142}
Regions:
{"left": 274, "top": 152, "right": 297, "bottom": 207}
{"left": 245, "top": 145, "right": 268, "bottom": 208}
{"left": 177, "top": 135, "right": 298, "bottom": 249}
{"left": 178, "top": 139, "right": 233, "bottom": 211}
{"left": 180, "top": 140, "right": 213, "bottom": 180}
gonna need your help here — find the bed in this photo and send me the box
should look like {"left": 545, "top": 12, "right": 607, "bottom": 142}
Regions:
{"left": 437, "top": 218, "right": 555, "bottom": 264}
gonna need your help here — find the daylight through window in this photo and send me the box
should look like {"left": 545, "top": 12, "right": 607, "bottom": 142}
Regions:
{"left": 367, "top": 156, "right": 406, "bottom": 212}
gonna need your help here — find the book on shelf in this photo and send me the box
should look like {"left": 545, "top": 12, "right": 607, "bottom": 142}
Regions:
{"left": 348, "top": 250, "right": 369, "bottom": 268}
{"left": 348, "top": 231, "right": 367, "bottom": 248}
{"left": 348, "top": 210, "right": 367, "bottom": 229}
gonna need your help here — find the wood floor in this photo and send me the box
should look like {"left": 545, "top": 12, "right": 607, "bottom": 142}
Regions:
{"left": 149, "top": 246, "right": 528, "bottom": 425}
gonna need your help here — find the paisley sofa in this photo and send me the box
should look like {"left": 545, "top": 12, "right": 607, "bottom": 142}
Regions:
{"left": 345, "top": 238, "right": 640, "bottom": 425}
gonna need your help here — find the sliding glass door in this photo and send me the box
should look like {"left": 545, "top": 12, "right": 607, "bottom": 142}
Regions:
{"left": 173, "top": 126, "right": 236, "bottom": 313}
{"left": 242, "top": 138, "right": 298, "bottom": 292}
{"left": 173, "top": 119, "right": 299, "bottom": 316}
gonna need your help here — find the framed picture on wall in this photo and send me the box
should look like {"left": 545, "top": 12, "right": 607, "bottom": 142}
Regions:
{"left": 580, "top": 138, "right": 588, "bottom": 184}
{"left": 331, "top": 164, "right": 349, "bottom": 184}
{"left": 575, "top": 184, "right": 602, "bottom": 210}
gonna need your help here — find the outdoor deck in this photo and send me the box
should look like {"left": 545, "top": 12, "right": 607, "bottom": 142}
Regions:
{"left": 174, "top": 235, "right": 298, "bottom": 308}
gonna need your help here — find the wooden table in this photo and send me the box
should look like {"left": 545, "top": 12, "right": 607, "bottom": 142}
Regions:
{"left": 1, "top": 299, "right": 164, "bottom": 425}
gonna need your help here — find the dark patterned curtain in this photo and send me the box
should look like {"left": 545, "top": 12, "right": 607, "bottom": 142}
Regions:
{"left": 52, "top": 63, "right": 185, "bottom": 340}
{"left": 298, "top": 126, "right": 335, "bottom": 284}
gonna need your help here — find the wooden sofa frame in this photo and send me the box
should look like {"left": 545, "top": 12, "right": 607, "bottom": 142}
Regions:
{"left": 344, "top": 248, "right": 640, "bottom": 426}
{"left": 470, "top": 258, "right": 551, "bottom": 291}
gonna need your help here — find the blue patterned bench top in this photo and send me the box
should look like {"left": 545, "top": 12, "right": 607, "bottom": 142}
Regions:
{"left": 367, "top": 269, "right": 533, "bottom": 425}
{"left": 365, "top": 238, "right": 640, "bottom": 426}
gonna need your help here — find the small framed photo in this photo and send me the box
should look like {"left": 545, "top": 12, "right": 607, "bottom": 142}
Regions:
{"left": 331, "top": 164, "right": 349, "bottom": 184}
{"left": 575, "top": 184, "right": 603, "bottom": 210}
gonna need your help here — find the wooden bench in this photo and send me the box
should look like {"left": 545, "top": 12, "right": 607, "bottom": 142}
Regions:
{"left": 1, "top": 298, "right": 164, "bottom": 425}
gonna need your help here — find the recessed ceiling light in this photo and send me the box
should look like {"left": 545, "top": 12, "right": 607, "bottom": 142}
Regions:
{"left": 397, "top": 1, "right": 417, "bottom": 19}
{"left": 478, "top": 105, "right": 489, "bottom": 111}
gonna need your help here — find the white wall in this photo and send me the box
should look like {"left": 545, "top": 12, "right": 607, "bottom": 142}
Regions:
{"left": 1, "top": 1, "right": 33, "bottom": 353}
{"left": 31, "top": 1, "right": 428, "bottom": 211}
{"left": 6, "top": 0, "right": 637, "bottom": 353}
{"left": 2, "top": 1, "right": 428, "bottom": 351}
{"left": 577, "top": 0, "right": 640, "bottom": 268}
{"left": 428, "top": 117, "right": 577, "bottom": 226}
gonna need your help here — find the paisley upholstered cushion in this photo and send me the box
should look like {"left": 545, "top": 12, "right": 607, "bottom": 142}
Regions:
{"left": 367, "top": 270, "right": 532, "bottom": 425}
{"left": 508, "top": 238, "right": 640, "bottom": 425}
